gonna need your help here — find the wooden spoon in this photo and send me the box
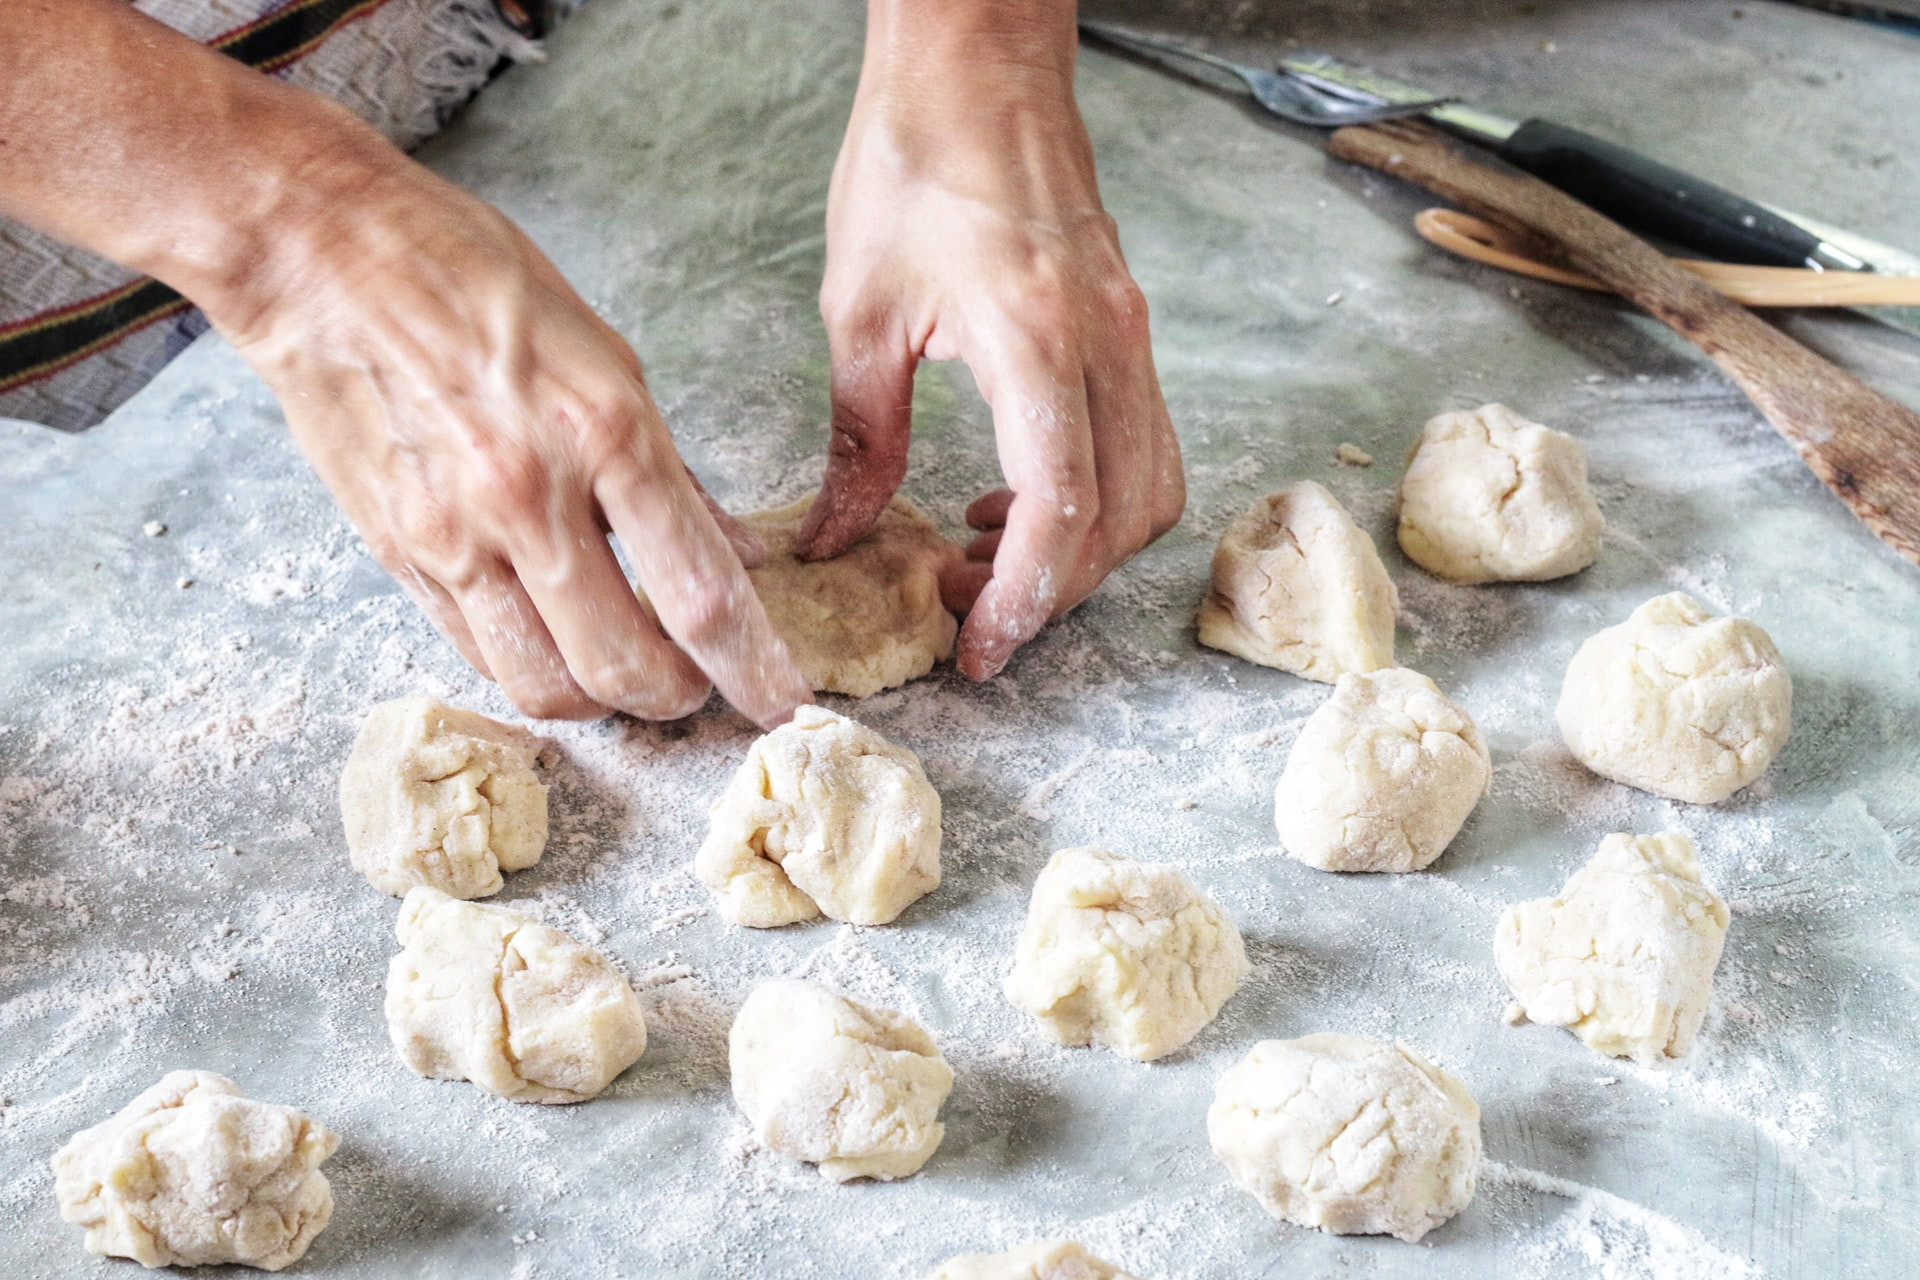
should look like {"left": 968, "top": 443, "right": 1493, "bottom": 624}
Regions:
{"left": 1415, "top": 207, "right": 1920, "bottom": 307}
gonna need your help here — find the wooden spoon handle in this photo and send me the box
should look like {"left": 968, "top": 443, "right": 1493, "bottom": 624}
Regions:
{"left": 1416, "top": 208, "right": 1920, "bottom": 307}
{"left": 1330, "top": 120, "right": 1920, "bottom": 568}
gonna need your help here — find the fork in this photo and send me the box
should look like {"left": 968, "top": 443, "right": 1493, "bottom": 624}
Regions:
{"left": 1077, "top": 20, "right": 1452, "bottom": 128}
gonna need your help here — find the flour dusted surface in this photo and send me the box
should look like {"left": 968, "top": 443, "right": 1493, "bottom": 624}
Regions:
{"left": 6, "top": 0, "right": 1920, "bottom": 1273}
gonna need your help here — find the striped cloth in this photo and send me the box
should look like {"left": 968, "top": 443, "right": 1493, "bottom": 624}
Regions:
{"left": 0, "top": 0, "right": 561, "bottom": 432}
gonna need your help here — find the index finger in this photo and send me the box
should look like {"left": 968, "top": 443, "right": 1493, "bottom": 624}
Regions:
{"left": 957, "top": 347, "right": 1099, "bottom": 681}
{"left": 596, "top": 447, "right": 812, "bottom": 728}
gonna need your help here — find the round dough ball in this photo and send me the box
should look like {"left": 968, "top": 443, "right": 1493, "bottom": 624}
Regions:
{"left": 1557, "top": 592, "right": 1791, "bottom": 803}
{"left": 1197, "top": 481, "right": 1398, "bottom": 683}
{"left": 1495, "top": 831, "right": 1729, "bottom": 1064}
{"left": 696, "top": 706, "right": 941, "bottom": 927}
{"left": 339, "top": 695, "right": 547, "bottom": 898}
{"left": 1275, "top": 668, "right": 1490, "bottom": 873}
{"left": 730, "top": 978, "right": 952, "bottom": 1182}
{"left": 386, "top": 886, "right": 647, "bottom": 1103}
{"left": 1397, "top": 403, "right": 1604, "bottom": 583}
{"left": 52, "top": 1070, "right": 338, "bottom": 1271}
{"left": 1208, "top": 1033, "right": 1481, "bottom": 1243}
{"left": 926, "top": 1240, "right": 1138, "bottom": 1280}
{"left": 742, "top": 495, "right": 962, "bottom": 697}
{"left": 1004, "top": 846, "right": 1248, "bottom": 1062}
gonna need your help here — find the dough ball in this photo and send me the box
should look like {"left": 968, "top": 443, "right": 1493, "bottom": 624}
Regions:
{"left": 1004, "top": 846, "right": 1248, "bottom": 1062}
{"left": 1557, "top": 592, "right": 1791, "bottom": 803}
{"left": 1397, "top": 403, "right": 1604, "bottom": 583}
{"left": 1208, "top": 1033, "right": 1481, "bottom": 1243}
{"left": 385, "top": 886, "right": 647, "bottom": 1103}
{"left": 925, "top": 1240, "right": 1138, "bottom": 1280}
{"left": 1197, "top": 481, "right": 1398, "bottom": 683}
{"left": 1495, "top": 831, "right": 1729, "bottom": 1064}
{"left": 1275, "top": 668, "right": 1490, "bottom": 873}
{"left": 697, "top": 706, "right": 941, "bottom": 927}
{"left": 52, "top": 1070, "right": 338, "bottom": 1271}
{"left": 339, "top": 695, "right": 547, "bottom": 898}
{"left": 729, "top": 978, "right": 952, "bottom": 1182}
{"left": 742, "top": 495, "right": 963, "bottom": 697}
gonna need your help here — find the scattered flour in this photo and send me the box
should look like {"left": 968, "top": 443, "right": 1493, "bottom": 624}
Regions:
{"left": 1487, "top": 1161, "right": 1764, "bottom": 1280}
{"left": 2, "top": 332, "right": 1904, "bottom": 1278}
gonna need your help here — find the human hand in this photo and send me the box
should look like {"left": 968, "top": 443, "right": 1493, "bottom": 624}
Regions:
{"left": 795, "top": 0, "right": 1183, "bottom": 681}
{"left": 0, "top": 0, "right": 806, "bottom": 727}
{"left": 217, "top": 152, "right": 811, "bottom": 727}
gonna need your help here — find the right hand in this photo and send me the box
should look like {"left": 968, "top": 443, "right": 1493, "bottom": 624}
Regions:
{"left": 215, "top": 153, "right": 811, "bottom": 727}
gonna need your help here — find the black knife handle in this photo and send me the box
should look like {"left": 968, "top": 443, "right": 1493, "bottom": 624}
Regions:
{"left": 1497, "top": 118, "right": 1823, "bottom": 268}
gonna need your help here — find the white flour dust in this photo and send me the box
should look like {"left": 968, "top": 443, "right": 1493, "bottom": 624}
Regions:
{"left": 1486, "top": 1162, "right": 1763, "bottom": 1280}
{"left": 1, "top": 353, "right": 1894, "bottom": 1279}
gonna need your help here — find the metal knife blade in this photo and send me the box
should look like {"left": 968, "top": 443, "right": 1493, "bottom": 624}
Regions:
{"left": 1283, "top": 50, "right": 1887, "bottom": 276}
{"left": 1762, "top": 204, "right": 1920, "bottom": 335}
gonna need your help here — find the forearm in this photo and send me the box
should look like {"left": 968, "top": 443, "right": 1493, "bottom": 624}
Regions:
{"left": 851, "top": 0, "right": 1096, "bottom": 220}
{"left": 0, "top": 0, "right": 408, "bottom": 327}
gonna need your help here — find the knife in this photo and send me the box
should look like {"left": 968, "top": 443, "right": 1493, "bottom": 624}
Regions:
{"left": 1079, "top": 21, "right": 1920, "bottom": 334}
{"left": 1285, "top": 49, "right": 1920, "bottom": 335}
{"left": 1280, "top": 50, "right": 1866, "bottom": 271}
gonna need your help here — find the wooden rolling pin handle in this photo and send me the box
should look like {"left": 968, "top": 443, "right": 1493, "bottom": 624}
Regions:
{"left": 1328, "top": 120, "right": 1920, "bottom": 568}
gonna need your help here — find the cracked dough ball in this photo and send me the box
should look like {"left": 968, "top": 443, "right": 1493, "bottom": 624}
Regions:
{"left": 696, "top": 706, "right": 940, "bottom": 927}
{"left": 1197, "top": 481, "right": 1398, "bottom": 683}
{"left": 742, "top": 495, "right": 963, "bottom": 697}
{"left": 340, "top": 695, "right": 547, "bottom": 898}
{"left": 1495, "top": 831, "right": 1730, "bottom": 1064}
{"left": 925, "top": 1240, "right": 1139, "bottom": 1280}
{"left": 1275, "top": 669, "right": 1490, "bottom": 873}
{"left": 1396, "top": 403, "right": 1604, "bottom": 583}
{"left": 1004, "top": 846, "right": 1248, "bottom": 1062}
{"left": 1557, "top": 592, "right": 1791, "bottom": 803}
{"left": 1208, "top": 1033, "right": 1481, "bottom": 1243}
{"left": 385, "top": 886, "right": 646, "bottom": 1103}
{"left": 52, "top": 1071, "right": 338, "bottom": 1271}
{"left": 730, "top": 978, "right": 952, "bottom": 1182}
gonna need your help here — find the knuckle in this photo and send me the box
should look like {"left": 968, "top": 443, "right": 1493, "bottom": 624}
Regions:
{"left": 1131, "top": 516, "right": 1159, "bottom": 555}
{"left": 1005, "top": 283, "right": 1074, "bottom": 339}
{"left": 1110, "top": 515, "right": 1156, "bottom": 562}
{"left": 571, "top": 657, "right": 645, "bottom": 707}
{"left": 667, "top": 590, "right": 737, "bottom": 653}
{"left": 819, "top": 277, "right": 878, "bottom": 338}
{"left": 392, "top": 506, "right": 477, "bottom": 583}
{"left": 1044, "top": 485, "right": 1101, "bottom": 536}
{"left": 649, "top": 678, "right": 714, "bottom": 722}
{"left": 576, "top": 657, "right": 708, "bottom": 721}
{"left": 828, "top": 407, "right": 908, "bottom": 465}
{"left": 1154, "top": 473, "right": 1188, "bottom": 535}
{"left": 1101, "top": 278, "right": 1151, "bottom": 341}
{"left": 469, "top": 439, "right": 549, "bottom": 512}
{"left": 361, "top": 534, "right": 405, "bottom": 573}
{"left": 510, "top": 680, "right": 601, "bottom": 722}
{"left": 573, "top": 398, "right": 641, "bottom": 472}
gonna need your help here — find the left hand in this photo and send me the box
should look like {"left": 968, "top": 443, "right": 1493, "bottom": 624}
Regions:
{"left": 795, "top": 0, "right": 1184, "bottom": 680}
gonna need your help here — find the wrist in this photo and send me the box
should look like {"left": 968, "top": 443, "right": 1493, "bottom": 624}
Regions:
{"left": 844, "top": 0, "right": 1101, "bottom": 225}
{"left": 860, "top": 0, "right": 1078, "bottom": 108}
{"left": 0, "top": 0, "right": 423, "bottom": 336}
{"left": 151, "top": 98, "right": 417, "bottom": 340}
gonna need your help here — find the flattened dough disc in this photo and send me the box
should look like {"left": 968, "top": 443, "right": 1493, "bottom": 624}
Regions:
{"left": 742, "top": 496, "right": 962, "bottom": 698}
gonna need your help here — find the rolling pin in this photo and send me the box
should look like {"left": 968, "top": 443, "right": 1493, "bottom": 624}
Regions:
{"left": 1327, "top": 119, "right": 1920, "bottom": 570}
